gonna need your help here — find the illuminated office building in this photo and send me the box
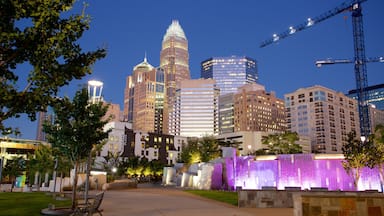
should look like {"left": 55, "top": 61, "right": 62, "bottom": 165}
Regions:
{"left": 285, "top": 85, "right": 360, "bottom": 154}
{"left": 219, "top": 93, "right": 235, "bottom": 134}
{"left": 160, "top": 20, "right": 190, "bottom": 133}
{"left": 234, "top": 83, "right": 285, "bottom": 132}
{"left": 124, "top": 57, "right": 166, "bottom": 133}
{"left": 347, "top": 83, "right": 384, "bottom": 111}
{"left": 169, "top": 79, "right": 219, "bottom": 138}
{"left": 347, "top": 83, "right": 384, "bottom": 132}
{"left": 201, "top": 56, "right": 258, "bottom": 96}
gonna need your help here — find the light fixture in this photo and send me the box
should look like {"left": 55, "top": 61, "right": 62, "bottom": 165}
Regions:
{"left": 273, "top": 34, "right": 279, "bottom": 42}
{"left": 307, "top": 18, "right": 314, "bottom": 26}
{"left": 289, "top": 26, "right": 296, "bottom": 34}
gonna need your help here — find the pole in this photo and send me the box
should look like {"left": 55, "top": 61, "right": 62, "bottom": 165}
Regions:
{"left": 0, "top": 157, "right": 4, "bottom": 187}
{"left": 84, "top": 151, "right": 92, "bottom": 203}
{"left": 53, "top": 158, "right": 58, "bottom": 193}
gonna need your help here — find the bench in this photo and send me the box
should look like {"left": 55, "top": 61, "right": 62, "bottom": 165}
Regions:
{"left": 73, "top": 191, "right": 104, "bottom": 216}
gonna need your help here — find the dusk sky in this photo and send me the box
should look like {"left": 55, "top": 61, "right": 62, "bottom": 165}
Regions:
{"left": 6, "top": 0, "right": 384, "bottom": 139}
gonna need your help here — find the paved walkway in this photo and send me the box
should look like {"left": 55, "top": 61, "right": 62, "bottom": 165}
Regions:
{"left": 99, "top": 185, "right": 294, "bottom": 216}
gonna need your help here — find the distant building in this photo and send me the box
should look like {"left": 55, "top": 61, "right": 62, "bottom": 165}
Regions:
{"left": 219, "top": 93, "right": 235, "bottom": 134}
{"left": 36, "top": 111, "right": 53, "bottom": 141}
{"left": 160, "top": 20, "right": 190, "bottom": 134}
{"left": 201, "top": 56, "right": 258, "bottom": 96}
{"left": 370, "top": 105, "right": 384, "bottom": 130}
{"left": 285, "top": 85, "right": 360, "bottom": 154}
{"left": 0, "top": 137, "right": 49, "bottom": 165}
{"left": 234, "top": 83, "right": 286, "bottom": 132}
{"left": 169, "top": 79, "right": 220, "bottom": 138}
{"left": 347, "top": 83, "right": 384, "bottom": 111}
{"left": 95, "top": 121, "right": 132, "bottom": 169}
{"left": 121, "top": 129, "right": 187, "bottom": 165}
{"left": 124, "top": 57, "right": 166, "bottom": 133}
{"left": 103, "top": 103, "right": 122, "bottom": 122}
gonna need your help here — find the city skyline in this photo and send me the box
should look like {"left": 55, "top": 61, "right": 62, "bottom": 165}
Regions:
{"left": 5, "top": 0, "right": 384, "bottom": 139}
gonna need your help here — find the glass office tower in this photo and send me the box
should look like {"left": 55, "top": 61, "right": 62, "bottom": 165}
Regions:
{"left": 347, "top": 83, "right": 384, "bottom": 111}
{"left": 169, "top": 79, "right": 220, "bottom": 138}
{"left": 201, "top": 56, "right": 258, "bottom": 96}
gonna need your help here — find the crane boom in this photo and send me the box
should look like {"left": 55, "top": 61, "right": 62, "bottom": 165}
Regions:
{"left": 260, "top": 0, "right": 373, "bottom": 137}
{"left": 315, "top": 57, "right": 384, "bottom": 67}
{"left": 260, "top": 0, "right": 367, "bottom": 48}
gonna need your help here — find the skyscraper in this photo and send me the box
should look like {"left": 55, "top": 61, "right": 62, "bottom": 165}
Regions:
{"left": 123, "top": 57, "right": 166, "bottom": 133}
{"left": 347, "top": 83, "right": 384, "bottom": 111}
{"left": 169, "top": 79, "right": 219, "bottom": 138}
{"left": 160, "top": 20, "right": 190, "bottom": 133}
{"left": 285, "top": 85, "right": 360, "bottom": 153}
{"left": 201, "top": 56, "right": 258, "bottom": 96}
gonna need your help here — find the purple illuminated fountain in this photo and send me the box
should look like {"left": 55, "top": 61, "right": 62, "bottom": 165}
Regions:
{"left": 223, "top": 153, "right": 382, "bottom": 192}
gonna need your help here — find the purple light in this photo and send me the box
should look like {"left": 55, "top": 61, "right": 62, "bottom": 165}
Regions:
{"left": 224, "top": 154, "right": 382, "bottom": 192}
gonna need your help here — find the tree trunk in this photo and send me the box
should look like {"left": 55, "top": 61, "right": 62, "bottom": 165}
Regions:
{"left": 379, "top": 164, "right": 384, "bottom": 193}
{"left": 354, "top": 168, "right": 360, "bottom": 190}
{"left": 10, "top": 178, "right": 14, "bottom": 192}
{"left": 71, "top": 162, "right": 79, "bottom": 210}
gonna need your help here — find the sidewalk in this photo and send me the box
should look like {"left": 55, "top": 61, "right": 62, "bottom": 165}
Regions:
{"left": 98, "top": 184, "right": 294, "bottom": 216}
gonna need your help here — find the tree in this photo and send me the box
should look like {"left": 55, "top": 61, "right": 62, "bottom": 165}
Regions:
{"left": 199, "top": 136, "right": 221, "bottom": 162}
{"left": 3, "top": 156, "right": 25, "bottom": 192}
{"left": 368, "top": 124, "right": 384, "bottom": 191}
{"left": 259, "top": 131, "right": 303, "bottom": 155}
{"left": 342, "top": 130, "right": 372, "bottom": 189}
{"left": 179, "top": 136, "right": 221, "bottom": 165}
{"left": 43, "top": 87, "right": 109, "bottom": 209}
{"left": 179, "top": 139, "right": 200, "bottom": 165}
{"left": 27, "top": 144, "right": 54, "bottom": 191}
{"left": 0, "top": 0, "right": 106, "bottom": 135}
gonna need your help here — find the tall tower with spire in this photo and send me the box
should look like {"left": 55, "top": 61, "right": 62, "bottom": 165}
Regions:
{"left": 124, "top": 56, "right": 166, "bottom": 133}
{"left": 160, "top": 20, "right": 190, "bottom": 133}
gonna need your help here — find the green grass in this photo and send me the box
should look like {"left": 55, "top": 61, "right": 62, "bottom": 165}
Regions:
{"left": 0, "top": 192, "right": 72, "bottom": 216}
{"left": 185, "top": 190, "right": 238, "bottom": 206}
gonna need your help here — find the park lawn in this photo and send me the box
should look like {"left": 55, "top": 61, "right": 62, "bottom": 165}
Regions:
{"left": 0, "top": 192, "right": 72, "bottom": 216}
{"left": 186, "top": 190, "right": 238, "bottom": 206}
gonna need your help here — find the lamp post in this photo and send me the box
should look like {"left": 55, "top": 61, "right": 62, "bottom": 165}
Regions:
{"left": 84, "top": 80, "right": 103, "bottom": 203}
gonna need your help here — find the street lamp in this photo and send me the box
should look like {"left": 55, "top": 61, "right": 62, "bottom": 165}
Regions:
{"left": 84, "top": 80, "right": 104, "bottom": 203}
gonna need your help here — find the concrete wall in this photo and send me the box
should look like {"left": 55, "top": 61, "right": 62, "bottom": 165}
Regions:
{"left": 293, "top": 192, "right": 384, "bottom": 216}
{"left": 238, "top": 189, "right": 384, "bottom": 214}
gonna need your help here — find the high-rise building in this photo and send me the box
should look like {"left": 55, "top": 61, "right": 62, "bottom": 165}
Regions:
{"left": 169, "top": 79, "right": 220, "bottom": 138}
{"left": 201, "top": 56, "right": 258, "bottom": 96}
{"left": 36, "top": 111, "right": 53, "bottom": 141}
{"left": 160, "top": 20, "right": 190, "bottom": 133}
{"left": 123, "top": 57, "right": 166, "bottom": 133}
{"left": 347, "top": 83, "right": 384, "bottom": 111}
{"left": 219, "top": 93, "right": 235, "bottom": 134}
{"left": 285, "top": 85, "right": 360, "bottom": 154}
{"left": 233, "top": 83, "right": 285, "bottom": 132}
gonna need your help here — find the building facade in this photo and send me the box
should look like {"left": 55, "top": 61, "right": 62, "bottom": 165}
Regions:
{"left": 234, "top": 83, "right": 286, "bottom": 132}
{"left": 95, "top": 121, "right": 132, "bottom": 169}
{"left": 160, "top": 20, "right": 190, "bottom": 134}
{"left": 347, "top": 83, "right": 384, "bottom": 111}
{"left": 121, "top": 129, "right": 187, "bottom": 165}
{"left": 123, "top": 57, "right": 166, "bottom": 133}
{"left": 219, "top": 93, "right": 235, "bottom": 134}
{"left": 370, "top": 105, "right": 384, "bottom": 130}
{"left": 201, "top": 56, "right": 258, "bottom": 96}
{"left": 169, "top": 79, "right": 220, "bottom": 138}
{"left": 285, "top": 85, "right": 360, "bottom": 154}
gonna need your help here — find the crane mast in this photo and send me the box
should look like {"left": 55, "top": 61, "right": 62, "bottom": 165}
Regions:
{"left": 351, "top": 3, "right": 370, "bottom": 137}
{"left": 260, "top": 0, "right": 372, "bottom": 137}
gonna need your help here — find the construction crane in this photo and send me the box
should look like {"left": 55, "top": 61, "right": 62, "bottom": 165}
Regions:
{"left": 315, "top": 57, "right": 384, "bottom": 67}
{"left": 260, "top": 0, "right": 373, "bottom": 137}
